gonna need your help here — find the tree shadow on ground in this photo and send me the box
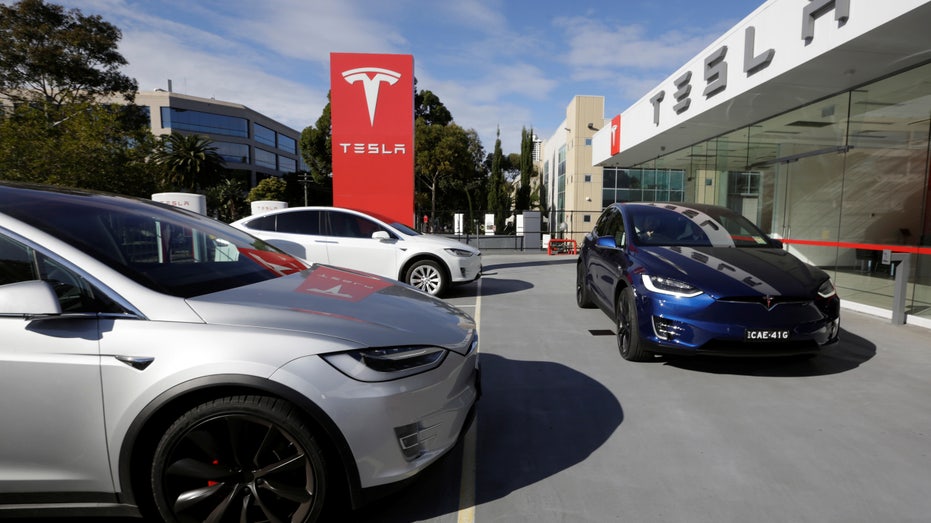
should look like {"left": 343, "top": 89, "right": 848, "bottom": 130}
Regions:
{"left": 352, "top": 353, "right": 622, "bottom": 521}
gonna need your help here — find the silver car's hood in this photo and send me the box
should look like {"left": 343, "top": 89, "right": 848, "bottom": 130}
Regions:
{"left": 186, "top": 264, "right": 476, "bottom": 352}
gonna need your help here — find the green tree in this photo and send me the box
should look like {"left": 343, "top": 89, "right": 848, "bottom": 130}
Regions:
{"left": 415, "top": 119, "right": 474, "bottom": 230}
{"left": 205, "top": 177, "right": 248, "bottom": 223}
{"left": 443, "top": 128, "right": 486, "bottom": 233}
{"left": 0, "top": 101, "right": 160, "bottom": 196}
{"left": 247, "top": 176, "right": 287, "bottom": 203}
{"left": 150, "top": 133, "right": 225, "bottom": 192}
{"left": 515, "top": 127, "right": 535, "bottom": 211}
{"left": 0, "top": 0, "right": 137, "bottom": 114}
{"left": 299, "top": 92, "right": 332, "bottom": 183}
{"left": 415, "top": 89, "right": 452, "bottom": 126}
{"left": 0, "top": 0, "right": 159, "bottom": 195}
{"left": 486, "top": 128, "right": 511, "bottom": 233}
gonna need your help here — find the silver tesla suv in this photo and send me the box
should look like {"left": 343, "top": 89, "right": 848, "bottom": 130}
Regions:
{"left": 0, "top": 182, "right": 480, "bottom": 522}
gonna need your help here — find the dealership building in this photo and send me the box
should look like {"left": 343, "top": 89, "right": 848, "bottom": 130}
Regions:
{"left": 541, "top": 0, "right": 931, "bottom": 326}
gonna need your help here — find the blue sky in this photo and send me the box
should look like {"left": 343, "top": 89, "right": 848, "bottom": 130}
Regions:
{"left": 39, "top": 0, "right": 758, "bottom": 154}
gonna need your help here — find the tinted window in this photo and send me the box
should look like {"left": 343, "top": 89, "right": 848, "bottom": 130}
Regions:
{"left": 327, "top": 211, "right": 386, "bottom": 239}
{"left": 213, "top": 141, "right": 250, "bottom": 164}
{"left": 160, "top": 107, "right": 248, "bottom": 137}
{"left": 278, "top": 134, "right": 297, "bottom": 154}
{"left": 255, "top": 148, "right": 276, "bottom": 169}
{"left": 595, "top": 208, "right": 625, "bottom": 246}
{"left": 0, "top": 233, "right": 124, "bottom": 313}
{"left": 0, "top": 186, "right": 308, "bottom": 298}
{"left": 276, "top": 211, "right": 322, "bottom": 235}
{"left": 254, "top": 123, "right": 276, "bottom": 147}
{"left": 243, "top": 214, "right": 277, "bottom": 232}
{"left": 0, "top": 234, "right": 38, "bottom": 285}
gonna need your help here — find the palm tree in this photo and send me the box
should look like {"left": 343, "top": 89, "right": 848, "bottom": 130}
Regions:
{"left": 206, "top": 177, "right": 248, "bottom": 222}
{"left": 151, "top": 132, "right": 225, "bottom": 191}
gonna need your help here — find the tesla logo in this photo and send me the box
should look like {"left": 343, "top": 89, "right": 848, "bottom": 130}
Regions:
{"left": 610, "top": 114, "right": 621, "bottom": 155}
{"left": 764, "top": 295, "right": 775, "bottom": 309}
{"left": 342, "top": 67, "right": 402, "bottom": 126}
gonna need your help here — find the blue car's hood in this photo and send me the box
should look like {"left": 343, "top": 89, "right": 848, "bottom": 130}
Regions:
{"left": 186, "top": 264, "right": 476, "bottom": 353}
{"left": 634, "top": 246, "right": 829, "bottom": 298}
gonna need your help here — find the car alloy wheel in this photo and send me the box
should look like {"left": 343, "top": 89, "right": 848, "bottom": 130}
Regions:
{"left": 406, "top": 259, "right": 447, "bottom": 296}
{"left": 617, "top": 287, "right": 650, "bottom": 361}
{"left": 151, "top": 396, "right": 326, "bottom": 523}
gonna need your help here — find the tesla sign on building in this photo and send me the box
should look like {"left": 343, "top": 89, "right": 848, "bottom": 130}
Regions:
{"left": 330, "top": 53, "right": 415, "bottom": 225}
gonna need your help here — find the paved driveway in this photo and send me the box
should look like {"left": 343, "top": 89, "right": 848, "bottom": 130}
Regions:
{"left": 356, "top": 252, "right": 931, "bottom": 523}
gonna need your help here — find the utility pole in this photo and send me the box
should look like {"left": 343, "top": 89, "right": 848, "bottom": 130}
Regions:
{"left": 298, "top": 172, "right": 312, "bottom": 206}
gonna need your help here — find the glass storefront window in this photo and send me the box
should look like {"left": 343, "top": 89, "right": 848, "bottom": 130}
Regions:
{"left": 602, "top": 167, "right": 684, "bottom": 204}
{"left": 616, "top": 62, "right": 931, "bottom": 319}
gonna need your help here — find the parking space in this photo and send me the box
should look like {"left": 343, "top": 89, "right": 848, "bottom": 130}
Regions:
{"left": 357, "top": 252, "right": 931, "bottom": 523}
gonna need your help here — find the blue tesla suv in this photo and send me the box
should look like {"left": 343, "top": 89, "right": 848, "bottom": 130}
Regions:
{"left": 576, "top": 203, "right": 840, "bottom": 361}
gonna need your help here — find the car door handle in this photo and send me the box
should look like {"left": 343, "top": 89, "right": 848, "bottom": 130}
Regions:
{"left": 115, "top": 355, "right": 155, "bottom": 371}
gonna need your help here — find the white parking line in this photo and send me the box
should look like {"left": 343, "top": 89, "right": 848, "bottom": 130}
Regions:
{"left": 457, "top": 279, "right": 481, "bottom": 523}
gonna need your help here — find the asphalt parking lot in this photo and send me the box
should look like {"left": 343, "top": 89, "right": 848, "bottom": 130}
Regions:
{"left": 355, "top": 251, "right": 931, "bottom": 523}
{"left": 22, "top": 252, "right": 931, "bottom": 523}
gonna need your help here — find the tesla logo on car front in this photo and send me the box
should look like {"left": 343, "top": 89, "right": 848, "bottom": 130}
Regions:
{"left": 342, "top": 67, "right": 402, "bottom": 126}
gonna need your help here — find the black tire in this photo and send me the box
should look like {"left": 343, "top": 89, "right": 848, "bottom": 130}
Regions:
{"left": 151, "top": 395, "right": 327, "bottom": 523}
{"left": 576, "top": 262, "right": 594, "bottom": 308}
{"left": 405, "top": 259, "right": 448, "bottom": 296}
{"left": 617, "top": 287, "right": 651, "bottom": 361}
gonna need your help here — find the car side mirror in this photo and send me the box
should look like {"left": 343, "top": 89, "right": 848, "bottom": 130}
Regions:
{"left": 0, "top": 280, "right": 62, "bottom": 317}
{"left": 372, "top": 231, "right": 392, "bottom": 241}
{"left": 595, "top": 236, "right": 619, "bottom": 249}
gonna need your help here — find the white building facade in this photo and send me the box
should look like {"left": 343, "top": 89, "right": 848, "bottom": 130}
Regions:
{"left": 548, "top": 0, "right": 931, "bottom": 324}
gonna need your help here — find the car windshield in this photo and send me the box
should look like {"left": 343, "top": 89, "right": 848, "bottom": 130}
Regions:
{"left": 390, "top": 221, "right": 420, "bottom": 236}
{"left": 0, "top": 185, "right": 309, "bottom": 297}
{"left": 630, "top": 204, "right": 774, "bottom": 248}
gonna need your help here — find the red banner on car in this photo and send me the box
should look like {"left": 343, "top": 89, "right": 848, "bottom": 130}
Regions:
{"left": 330, "top": 53, "right": 415, "bottom": 226}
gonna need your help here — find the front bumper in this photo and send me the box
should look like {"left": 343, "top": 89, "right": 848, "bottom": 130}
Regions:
{"left": 636, "top": 291, "right": 840, "bottom": 356}
{"left": 272, "top": 347, "right": 480, "bottom": 489}
{"left": 450, "top": 254, "right": 482, "bottom": 283}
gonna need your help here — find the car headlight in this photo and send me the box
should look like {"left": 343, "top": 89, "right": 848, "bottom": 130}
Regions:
{"left": 445, "top": 248, "right": 474, "bottom": 257}
{"left": 817, "top": 279, "right": 837, "bottom": 298}
{"left": 642, "top": 274, "right": 703, "bottom": 298}
{"left": 321, "top": 346, "right": 447, "bottom": 382}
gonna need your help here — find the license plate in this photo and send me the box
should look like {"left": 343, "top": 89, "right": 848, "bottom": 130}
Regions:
{"left": 745, "top": 329, "right": 791, "bottom": 341}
